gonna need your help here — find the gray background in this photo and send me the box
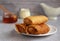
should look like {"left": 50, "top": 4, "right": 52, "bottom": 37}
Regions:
{"left": 0, "top": 0, "right": 60, "bottom": 16}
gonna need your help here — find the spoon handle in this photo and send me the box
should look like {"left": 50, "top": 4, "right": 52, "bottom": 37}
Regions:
{"left": 0, "top": 5, "right": 15, "bottom": 14}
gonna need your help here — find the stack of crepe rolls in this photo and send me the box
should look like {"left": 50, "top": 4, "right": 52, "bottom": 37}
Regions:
{"left": 15, "top": 15, "right": 50, "bottom": 35}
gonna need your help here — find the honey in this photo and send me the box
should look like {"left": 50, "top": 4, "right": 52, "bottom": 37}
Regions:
{"left": 3, "top": 13, "right": 17, "bottom": 23}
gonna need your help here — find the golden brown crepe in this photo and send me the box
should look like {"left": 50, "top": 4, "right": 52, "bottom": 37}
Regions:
{"left": 15, "top": 23, "right": 26, "bottom": 33}
{"left": 26, "top": 24, "right": 50, "bottom": 34}
{"left": 15, "top": 16, "right": 49, "bottom": 35}
{"left": 24, "top": 15, "right": 48, "bottom": 25}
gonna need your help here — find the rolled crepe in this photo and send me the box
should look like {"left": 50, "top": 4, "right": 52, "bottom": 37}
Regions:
{"left": 24, "top": 15, "right": 48, "bottom": 25}
{"left": 15, "top": 23, "right": 26, "bottom": 33}
{"left": 26, "top": 24, "right": 50, "bottom": 34}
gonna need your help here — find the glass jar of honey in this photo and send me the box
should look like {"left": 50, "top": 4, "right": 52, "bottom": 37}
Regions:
{"left": 3, "top": 12, "right": 17, "bottom": 23}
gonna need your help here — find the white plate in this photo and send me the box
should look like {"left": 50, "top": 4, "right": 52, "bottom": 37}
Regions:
{"left": 15, "top": 24, "right": 57, "bottom": 36}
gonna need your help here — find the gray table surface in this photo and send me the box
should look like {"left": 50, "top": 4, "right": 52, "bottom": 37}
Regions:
{"left": 0, "top": 17, "right": 60, "bottom": 41}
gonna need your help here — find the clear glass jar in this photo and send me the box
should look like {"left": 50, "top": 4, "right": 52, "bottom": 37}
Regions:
{"left": 3, "top": 12, "right": 17, "bottom": 23}
{"left": 19, "top": 8, "right": 31, "bottom": 18}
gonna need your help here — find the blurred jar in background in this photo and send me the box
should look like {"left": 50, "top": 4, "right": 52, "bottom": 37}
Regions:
{"left": 19, "top": 8, "right": 31, "bottom": 18}
{"left": 3, "top": 12, "right": 17, "bottom": 23}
